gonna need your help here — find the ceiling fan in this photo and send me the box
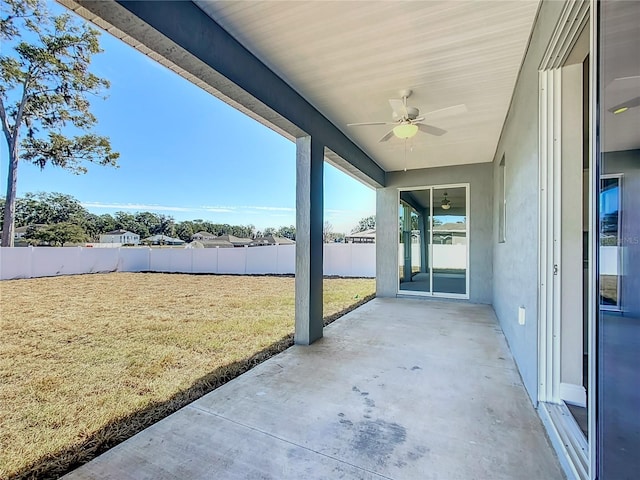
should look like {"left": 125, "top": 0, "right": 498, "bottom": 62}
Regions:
{"left": 347, "top": 89, "right": 467, "bottom": 143}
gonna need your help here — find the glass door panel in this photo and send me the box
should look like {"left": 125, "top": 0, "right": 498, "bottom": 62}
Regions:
{"left": 597, "top": 1, "right": 640, "bottom": 477}
{"left": 432, "top": 187, "right": 467, "bottom": 295}
{"left": 398, "top": 189, "right": 431, "bottom": 293}
{"left": 398, "top": 186, "right": 467, "bottom": 297}
{"left": 599, "top": 175, "right": 621, "bottom": 310}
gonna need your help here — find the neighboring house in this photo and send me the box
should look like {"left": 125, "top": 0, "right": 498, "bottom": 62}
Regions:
{"left": 191, "top": 231, "right": 217, "bottom": 241}
{"left": 13, "top": 224, "right": 45, "bottom": 241}
{"left": 99, "top": 230, "right": 140, "bottom": 245}
{"left": 14, "top": 225, "right": 30, "bottom": 240}
{"left": 143, "top": 234, "right": 185, "bottom": 246}
{"left": 0, "top": 223, "right": 46, "bottom": 246}
{"left": 250, "top": 235, "right": 295, "bottom": 246}
{"left": 194, "top": 234, "right": 253, "bottom": 248}
{"left": 198, "top": 238, "right": 234, "bottom": 248}
{"left": 433, "top": 222, "right": 467, "bottom": 245}
{"left": 345, "top": 229, "right": 376, "bottom": 244}
{"left": 217, "top": 234, "right": 252, "bottom": 247}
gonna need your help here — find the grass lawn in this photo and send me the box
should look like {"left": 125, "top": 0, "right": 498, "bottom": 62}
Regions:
{"left": 0, "top": 273, "right": 375, "bottom": 479}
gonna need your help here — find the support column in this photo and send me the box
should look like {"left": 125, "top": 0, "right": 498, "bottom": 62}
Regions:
{"left": 376, "top": 187, "right": 400, "bottom": 297}
{"left": 403, "top": 205, "right": 412, "bottom": 283}
{"left": 295, "top": 136, "right": 324, "bottom": 345}
{"left": 419, "top": 211, "right": 427, "bottom": 274}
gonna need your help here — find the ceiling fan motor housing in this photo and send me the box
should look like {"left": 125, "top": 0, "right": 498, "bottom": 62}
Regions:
{"left": 392, "top": 106, "right": 420, "bottom": 121}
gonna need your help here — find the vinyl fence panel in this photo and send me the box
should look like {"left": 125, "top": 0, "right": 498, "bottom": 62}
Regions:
{"left": 1, "top": 244, "right": 375, "bottom": 279}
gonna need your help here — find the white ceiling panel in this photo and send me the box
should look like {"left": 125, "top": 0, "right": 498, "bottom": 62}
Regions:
{"left": 196, "top": 0, "right": 540, "bottom": 172}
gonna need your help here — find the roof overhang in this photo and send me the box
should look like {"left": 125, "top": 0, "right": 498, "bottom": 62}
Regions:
{"left": 59, "top": 1, "right": 540, "bottom": 183}
{"left": 59, "top": 0, "right": 385, "bottom": 188}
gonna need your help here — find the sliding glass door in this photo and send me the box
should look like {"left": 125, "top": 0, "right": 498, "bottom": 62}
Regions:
{"left": 432, "top": 186, "right": 468, "bottom": 295}
{"left": 596, "top": 1, "right": 640, "bottom": 477}
{"left": 398, "top": 185, "right": 468, "bottom": 298}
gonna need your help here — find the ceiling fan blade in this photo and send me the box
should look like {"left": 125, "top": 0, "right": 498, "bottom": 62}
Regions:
{"left": 422, "top": 104, "right": 468, "bottom": 119}
{"left": 417, "top": 123, "right": 447, "bottom": 136}
{"left": 347, "top": 121, "right": 393, "bottom": 126}
{"left": 378, "top": 129, "right": 396, "bottom": 143}
{"left": 389, "top": 98, "right": 407, "bottom": 116}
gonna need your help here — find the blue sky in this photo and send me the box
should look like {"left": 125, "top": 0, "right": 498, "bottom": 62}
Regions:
{"left": 0, "top": 2, "right": 375, "bottom": 234}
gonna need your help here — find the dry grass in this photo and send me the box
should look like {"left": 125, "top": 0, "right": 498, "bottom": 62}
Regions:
{"left": 600, "top": 274, "right": 618, "bottom": 305}
{"left": 0, "top": 273, "right": 375, "bottom": 479}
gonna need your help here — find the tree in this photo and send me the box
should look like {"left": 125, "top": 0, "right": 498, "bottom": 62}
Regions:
{"left": 276, "top": 225, "right": 296, "bottom": 240}
{"left": 114, "top": 211, "right": 147, "bottom": 238}
{"left": 323, "top": 221, "right": 333, "bottom": 243}
{"left": 1, "top": 191, "right": 88, "bottom": 229}
{"left": 175, "top": 221, "right": 195, "bottom": 242}
{"left": 83, "top": 212, "right": 115, "bottom": 240}
{"left": 28, "top": 221, "right": 86, "bottom": 246}
{"left": 352, "top": 215, "right": 375, "bottom": 233}
{"left": 0, "top": 0, "right": 119, "bottom": 246}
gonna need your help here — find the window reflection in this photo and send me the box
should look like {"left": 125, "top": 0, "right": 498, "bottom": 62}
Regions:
{"left": 599, "top": 176, "right": 621, "bottom": 309}
{"left": 398, "top": 186, "right": 467, "bottom": 296}
{"left": 597, "top": 1, "right": 640, "bottom": 477}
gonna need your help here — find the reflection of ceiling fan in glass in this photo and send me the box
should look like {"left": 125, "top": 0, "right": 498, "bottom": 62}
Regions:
{"left": 606, "top": 76, "right": 640, "bottom": 114}
{"left": 441, "top": 192, "right": 451, "bottom": 210}
{"left": 347, "top": 89, "right": 467, "bottom": 142}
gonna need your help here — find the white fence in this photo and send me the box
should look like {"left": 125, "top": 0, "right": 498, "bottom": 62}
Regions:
{"left": 398, "top": 244, "right": 468, "bottom": 270}
{"left": 0, "top": 243, "right": 376, "bottom": 280}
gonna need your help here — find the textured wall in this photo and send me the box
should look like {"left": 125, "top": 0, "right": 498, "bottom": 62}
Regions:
{"left": 376, "top": 162, "right": 493, "bottom": 304}
{"left": 491, "top": 1, "right": 565, "bottom": 403}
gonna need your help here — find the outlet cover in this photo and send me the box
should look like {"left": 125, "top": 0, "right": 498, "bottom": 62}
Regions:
{"left": 518, "top": 306, "right": 526, "bottom": 325}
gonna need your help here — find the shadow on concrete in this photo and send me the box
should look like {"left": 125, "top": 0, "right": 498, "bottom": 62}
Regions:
{"left": 10, "top": 294, "right": 375, "bottom": 480}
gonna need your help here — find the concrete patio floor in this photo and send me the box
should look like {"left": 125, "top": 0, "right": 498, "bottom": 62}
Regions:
{"left": 65, "top": 298, "right": 564, "bottom": 479}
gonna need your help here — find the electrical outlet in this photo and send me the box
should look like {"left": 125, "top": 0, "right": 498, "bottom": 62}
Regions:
{"left": 518, "top": 306, "right": 526, "bottom": 325}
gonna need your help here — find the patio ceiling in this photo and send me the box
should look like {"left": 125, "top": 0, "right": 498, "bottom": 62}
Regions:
{"left": 194, "top": 1, "right": 540, "bottom": 172}
{"left": 61, "top": 0, "right": 540, "bottom": 177}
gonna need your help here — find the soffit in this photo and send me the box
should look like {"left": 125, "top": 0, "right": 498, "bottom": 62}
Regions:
{"left": 195, "top": 0, "right": 540, "bottom": 172}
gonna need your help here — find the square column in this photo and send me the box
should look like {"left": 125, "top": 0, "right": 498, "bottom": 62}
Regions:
{"left": 419, "top": 211, "right": 428, "bottom": 274}
{"left": 295, "top": 136, "right": 324, "bottom": 345}
{"left": 402, "top": 204, "right": 412, "bottom": 283}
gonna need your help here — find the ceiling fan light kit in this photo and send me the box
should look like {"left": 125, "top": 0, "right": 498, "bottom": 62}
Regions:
{"left": 393, "top": 123, "right": 419, "bottom": 139}
{"left": 441, "top": 192, "right": 451, "bottom": 210}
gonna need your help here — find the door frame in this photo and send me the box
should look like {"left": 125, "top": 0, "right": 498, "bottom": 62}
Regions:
{"left": 537, "top": 1, "right": 593, "bottom": 479}
{"left": 396, "top": 183, "right": 470, "bottom": 300}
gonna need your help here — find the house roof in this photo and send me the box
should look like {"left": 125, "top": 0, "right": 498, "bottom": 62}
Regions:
{"left": 346, "top": 229, "right": 376, "bottom": 239}
{"left": 102, "top": 229, "right": 138, "bottom": 236}
{"left": 14, "top": 224, "right": 46, "bottom": 234}
{"left": 217, "top": 234, "right": 252, "bottom": 245}
{"left": 192, "top": 231, "right": 214, "bottom": 237}
{"left": 198, "top": 239, "right": 234, "bottom": 248}
{"left": 251, "top": 235, "right": 295, "bottom": 245}
{"left": 434, "top": 223, "right": 467, "bottom": 232}
{"left": 144, "top": 234, "right": 185, "bottom": 243}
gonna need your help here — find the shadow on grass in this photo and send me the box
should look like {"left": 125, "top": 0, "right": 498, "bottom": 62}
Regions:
{"left": 11, "top": 294, "right": 375, "bottom": 480}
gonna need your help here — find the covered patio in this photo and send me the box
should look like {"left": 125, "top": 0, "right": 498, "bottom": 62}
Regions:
{"left": 65, "top": 299, "right": 563, "bottom": 479}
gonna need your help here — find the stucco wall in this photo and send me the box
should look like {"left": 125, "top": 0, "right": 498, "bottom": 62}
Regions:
{"left": 376, "top": 162, "right": 493, "bottom": 304}
{"left": 491, "top": 0, "right": 565, "bottom": 403}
